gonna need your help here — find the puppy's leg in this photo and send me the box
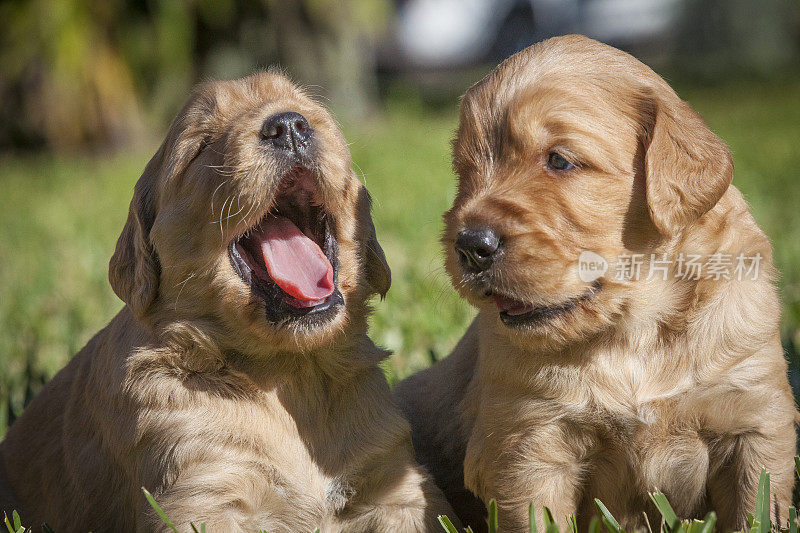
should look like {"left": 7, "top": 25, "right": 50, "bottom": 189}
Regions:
{"left": 464, "top": 421, "right": 587, "bottom": 533}
{"left": 138, "top": 464, "right": 299, "bottom": 533}
{"left": 708, "top": 427, "right": 796, "bottom": 531}
{"left": 338, "top": 457, "right": 461, "bottom": 532}
{"left": 140, "top": 486, "right": 251, "bottom": 533}
{"left": 479, "top": 464, "right": 582, "bottom": 533}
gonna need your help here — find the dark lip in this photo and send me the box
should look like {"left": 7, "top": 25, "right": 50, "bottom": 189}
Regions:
{"left": 493, "top": 280, "right": 603, "bottom": 328}
{"left": 227, "top": 167, "right": 343, "bottom": 328}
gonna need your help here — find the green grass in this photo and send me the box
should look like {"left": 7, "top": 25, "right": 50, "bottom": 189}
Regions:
{"left": 1, "top": 77, "right": 800, "bottom": 435}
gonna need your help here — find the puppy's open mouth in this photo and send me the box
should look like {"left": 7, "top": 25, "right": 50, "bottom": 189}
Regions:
{"left": 490, "top": 281, "right": 602, "bottom": 328}
{"left": 228, "top": 166, "right": 343, "bottom": 325}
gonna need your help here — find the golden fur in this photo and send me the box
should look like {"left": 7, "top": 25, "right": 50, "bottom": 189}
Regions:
{"left": 0, "top": 71, "right": 454, "bottom": 532}
{"left": 395, "top": 35, "right": 797, "bottom": 532}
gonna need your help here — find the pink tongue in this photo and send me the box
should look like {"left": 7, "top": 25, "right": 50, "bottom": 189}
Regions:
{"left": 258, "top": 216, "right": 334, "bottom": 302}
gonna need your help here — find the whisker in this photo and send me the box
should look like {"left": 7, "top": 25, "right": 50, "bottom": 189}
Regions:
{"left": 210, "top": 180, "right": 229, "bottom": 216}
{"left": 174, "top": 273, "right": 196, "bottom": 311}
{"left": 237, "top": 199, "right": 258, "bottom": 229}
{"left": 225, "top": 194, "right": 239, "bottom": 233}
{"left": 219, "top": 195, "right": 231, "bottom": 242}
{"left": 231, "top": 194, "right": 241, "bottom": 231}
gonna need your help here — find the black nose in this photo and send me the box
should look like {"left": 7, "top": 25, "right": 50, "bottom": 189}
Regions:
{"left": 455, "top": 227, "right": 501, "bottom": 273}
{"left": 261, "top": 111, "right": 312, "bottom": 153}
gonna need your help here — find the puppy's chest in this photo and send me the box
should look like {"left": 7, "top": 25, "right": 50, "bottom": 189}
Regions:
{"left": 497, "top": 352, "right": 692, "bottom": 423}
{"left": 581, "top": 353, "right": 695, "bottom": 427}
{"left": 474, "top": 356, "right": 713, "bottom": 516}
{"left": 190, "top": 396, "right": 357, "bottom": 528}
{"left": 512, "top": 357, "right": 710, "bottom": 503}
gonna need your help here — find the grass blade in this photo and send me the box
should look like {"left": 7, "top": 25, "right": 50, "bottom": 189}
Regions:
{"left": 790, "top": 507, "right": 798, "bottom": 533}
{"left": 594, "top": 499, "right": 623, "bottom": 533}
{"left": 588, "top": 516, "right": 602, "bottom": 533}
{"left": 142, "top": 486, "right": 179, "bottom": 533}
{"left": 488, "top": 499, "right": 499, "bottom": 533}
{"left": 697, "top": 511, "right": 716, "bottom": 533}
{"left": 530, "top": 503, "right": 538, "bottom": 533}
{"left": 543, "top": 507, "right": 555, "bottom": 529}
{"left": 543, "top": 507, "right": 559, "bottom": 533}
{"left": 795, "top": 456, "right": 800, "bottom": 481}
{"left": 754, "top": 469, "right": 770, "bottom": 533}
{"left": 568, "top": 513, "right": 579, "bottom": 533}
{"left": 686, "top": 512, "right": 715, "bottom": 533}
{"left": 42, "top": 524, "right": 56, "bottom": 533}
{"left": 438, "top": 515, "right": 459, "bottom": 533}
{"left": 4, "top": 512, "right": 14, "bottom": 533}
{"left": 649, "top": 491, "right": 680, "bottom": 532}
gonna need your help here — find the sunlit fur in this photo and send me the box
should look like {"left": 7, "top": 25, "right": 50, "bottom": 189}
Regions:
{"left": 395, "top": 35, "right": 797, "bottom": 533}
{"left": 0, "top": 71, "right": 454, "bottom": 532}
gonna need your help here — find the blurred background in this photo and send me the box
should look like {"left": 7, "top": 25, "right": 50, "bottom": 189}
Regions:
{"left": 1, "top": 0, "right": 799, "bottom": 436}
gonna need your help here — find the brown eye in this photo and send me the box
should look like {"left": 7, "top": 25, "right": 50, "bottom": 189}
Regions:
{"left": 547, "top": 152, "right": 574, "bottom": 171}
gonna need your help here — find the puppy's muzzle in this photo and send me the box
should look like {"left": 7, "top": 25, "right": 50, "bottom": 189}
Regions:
{"left": 261, "top": 111, "right": 312, "bottom": 154}
{"left": 455, "top": 227, "right": 502, "bottom": 274}
{"left": 228, "top": 109, "right": 345, "bottom": 328}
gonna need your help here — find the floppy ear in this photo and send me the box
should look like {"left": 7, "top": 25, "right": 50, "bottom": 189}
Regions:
{"left": 642, "top": 92, "right": 733, "bottom": 237}
{"left": 109, "top": 152, "right": 162, "bottom": 319}
{"left": 357, "top": 187, "right": 391, "bottom": 299}
{"left": 108, "top": 84, "right": 217, "bottom": 319}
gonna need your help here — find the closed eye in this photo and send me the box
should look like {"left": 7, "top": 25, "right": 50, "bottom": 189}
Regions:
{"left": 187, "top": 137, "right": 212, "bottom": 165}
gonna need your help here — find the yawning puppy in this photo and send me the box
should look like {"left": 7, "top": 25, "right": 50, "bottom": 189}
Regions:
{"left": 0, "top": 71, "right": 454, "bottom": 532}
{"left": 395, "top": 35, "right": 797, "bottom": 532}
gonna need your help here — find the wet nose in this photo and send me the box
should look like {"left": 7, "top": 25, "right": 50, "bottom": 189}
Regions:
{"left": 455, "top": 227, "right": 501, "bottom": 273}
{"left": 261, "top": 111, "right": 311, "bottom": 153}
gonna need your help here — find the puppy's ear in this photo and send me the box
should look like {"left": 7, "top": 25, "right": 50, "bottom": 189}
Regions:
{"left": 642, "top": 91, "right": 733, "bottom": 237}
{"left": 108, "top": 85, "right": 216, "bottom": 319}
{"left": 109, "top": 150, "right": 162, "bottom": 319}
{"left": 357, "top": 187, "right": 391, "bottom": 299}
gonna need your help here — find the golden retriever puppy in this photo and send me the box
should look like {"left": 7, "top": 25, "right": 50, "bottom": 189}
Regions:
{"left": 395, "top": 35, "right": 797, "bottom": 532}
{"left": 0, "top": 71, "right": 455, "bottom": 532}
